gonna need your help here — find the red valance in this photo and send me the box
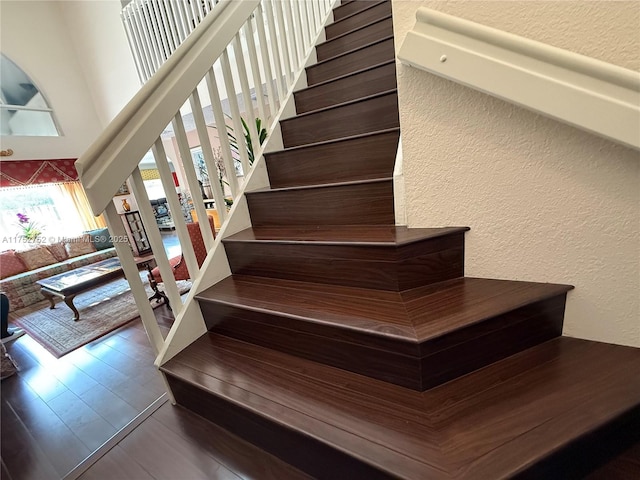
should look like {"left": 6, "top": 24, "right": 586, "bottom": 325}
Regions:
{"left": 0, "top": 159, "right": 79, "bottom": 187}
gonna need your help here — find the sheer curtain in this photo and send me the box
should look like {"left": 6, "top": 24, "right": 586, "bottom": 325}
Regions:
{"left": 57, "top": 182, "right": 107, "bottom": 231}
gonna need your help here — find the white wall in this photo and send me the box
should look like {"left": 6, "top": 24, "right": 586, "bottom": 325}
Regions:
{"left": 58, "top": 0, "right": 141, "bottom": 126}
{"left": 392, "top": 1, "right": 640, "bottom": 347}
{"left": 0, "top": 1, "right": 104, "bottom": 160}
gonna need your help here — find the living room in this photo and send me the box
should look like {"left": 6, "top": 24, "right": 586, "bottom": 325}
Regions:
{"left": 0, "top": 2, "right": 214, "bottom": 477}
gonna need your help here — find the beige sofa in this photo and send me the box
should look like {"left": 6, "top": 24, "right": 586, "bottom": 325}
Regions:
{"left": 0, "top": 231, "right": 117, "bottom": 310}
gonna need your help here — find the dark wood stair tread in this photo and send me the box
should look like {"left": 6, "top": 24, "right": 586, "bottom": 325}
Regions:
{"left": 265, "top": 128, "right": 399, "bottom": 188}
{"left": 326, "top": 0, "right": 391, "bottom": 39}
{"left": 332, "top": 0, "right": 386, "bottom": 21}
{"left": 223, "top": 225, "right": 468, "bottom": 245}
{"left": 316, "top": 16, "right": 393, "bottom": 62}
{"left": 248, "top": 176, "right": 393, "bottom": 195}
{"left": 196, "top": 275, "right": 572, "bottom": 343}
{"left": 284, "top": 88, "right": 397, "bottom": 120}
{"left": 305, "top": 36, "right": 395, "bottom": 86}
{"left": 294, "top": 61, "right": 396, "bottom": 114}
{"left": 162, "top": 335, "right": 640, "bottom": 479}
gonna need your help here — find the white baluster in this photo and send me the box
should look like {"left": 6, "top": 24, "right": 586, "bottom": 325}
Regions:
{"left": 129, "top": 167, "right": 184, "bottom": 311}
{"left": 149, "top": 0, "right": 171, "bottom": 61}
{"left": 204, "top": 67, "right": 238, "bottom": 201}
{"left": 255, "top": 4, "right": 280, "bottom": 113}
{"left": 273, "top": 0, "right": 293, "bottom": 84}
{"left": 122, "top": 10, "right": 150, "bottom": 83}
{"left": 263, "top": 0, "right": 287, "bottom": 96}
{"left": 172, "top": 0, "right": 191, "bottom": 41}
{"left": 220, "top": 49, "right": 252, "bottom": 176}
{"left": 243, "top": 21, "right": 268, "bottom": 122}
{"left": 159, "top": 0, "right": 179, "bottom": 53}
{"left": 189, "top": 88, "right": 226, "bottom": 245}
{"left": 151, "top": 137, "right": 199, "bottom": 279}
{"left": 292, "top": 0, "right": 307, "bottom": 58}
{"left": 141, "top": 1, "right": 165, "bottom": 65}
{"left": 131, "top": 2, "right": 159, "bottom": 77}
{"left": 103, "top": 202, "right": 165, "bottom": 354}
{"left": 283, "top": 1, "right": 300, "bottom": 70}
{"left": 232, "top": 33, "right": 260, "bottom": 160}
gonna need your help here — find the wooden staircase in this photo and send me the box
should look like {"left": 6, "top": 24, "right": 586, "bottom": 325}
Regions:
{"left": 161, "top": 1, "right": 640, "bottom": 478}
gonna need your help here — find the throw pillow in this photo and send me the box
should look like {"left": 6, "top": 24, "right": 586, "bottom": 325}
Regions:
{"left": 0, "top": 250, "right": 27, "bottom": 279}
{"left": 16, "top": 245, "right": 58, "bottom": 270}
{"left": 64, "top": 235, "right": 96, "bottom": 258}
{"left": 85, "top": 227, "right": 113, "bottom": 251}
{"left": 46, "top": 241, "right": 68, "bottom": 262}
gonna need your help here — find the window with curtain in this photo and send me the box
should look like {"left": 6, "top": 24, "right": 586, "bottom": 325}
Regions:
{"left": 0, "top": 183, "right": 105, "bottom": 250}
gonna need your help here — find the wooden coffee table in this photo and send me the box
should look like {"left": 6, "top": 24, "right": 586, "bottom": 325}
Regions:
{"left": 37, "top": 256, "right": 152, "bottom": 321}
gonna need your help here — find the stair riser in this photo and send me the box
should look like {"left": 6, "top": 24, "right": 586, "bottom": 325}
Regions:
{"left": 420, "top": 295, "right": 567, "bottom": 389}
{"left": 326, "top": 1, "right": 392, "bottom": 39}
{"left": 199, "top": 293, "right": 567, "bottom": 392}
{"left": 306, "top": 38, "right": 395, "bottom": 85}
{"left": 294, "top": 62, "right": 397, "bottom": 114}
{"left": 202, "top": 304, "right": 423, "bottom": 390}
{"left": 317, "top": 17, "right": 393, "bottom": 62}
{"left": 223, "top": 234, "right": 466, "bottom": 290}
{"left": 166, "top": 375, "right": 393, "bottom": 480}
{"left": 333, "top": 0, "right": 385, "bottom": 21}
{"left": 281, "top": 92, "right": 399, "bottom": 148}
{"left": 266, "top": 129, "right": 399, "bottom": 188}
{"left": 246, "top": 180, "right": 394, "bottom": 226}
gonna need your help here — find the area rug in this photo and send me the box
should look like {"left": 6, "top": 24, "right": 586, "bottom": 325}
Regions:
{"left": 9, "top": 272, "right": 191, "bottom": 358}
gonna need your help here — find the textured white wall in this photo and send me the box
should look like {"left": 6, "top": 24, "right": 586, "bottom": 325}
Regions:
{"left": 0, "top": 1, "right": 103, "bottom": 160}
{"left": 392, "top": 1, "right": 640, "bottom": 347}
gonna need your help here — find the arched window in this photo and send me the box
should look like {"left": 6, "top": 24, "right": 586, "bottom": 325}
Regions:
{"left": 0, "top": 54, "right": 60, "bottom": 136}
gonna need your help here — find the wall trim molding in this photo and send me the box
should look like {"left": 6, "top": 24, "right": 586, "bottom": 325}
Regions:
{"left": 398, "top": 8, "right": 640, "bottom": 151}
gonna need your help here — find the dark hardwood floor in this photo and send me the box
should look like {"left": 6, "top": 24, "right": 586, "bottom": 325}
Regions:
{"left": 1, "top": 306, "right": 174, "bottom": 480}
{"left": 78, "top": 402, "right": 310, "bottom": 480}
{"left": 2, "top": 304, "right": 309, "bottom": 480}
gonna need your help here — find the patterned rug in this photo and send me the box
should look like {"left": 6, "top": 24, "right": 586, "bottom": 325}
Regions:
{"left": 9, "top": 272, "right": 190, "bottom": 358}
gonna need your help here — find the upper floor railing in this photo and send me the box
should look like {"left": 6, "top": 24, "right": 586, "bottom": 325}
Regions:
{"left": 75, "top": 0, "right": 336, "bottom": 357}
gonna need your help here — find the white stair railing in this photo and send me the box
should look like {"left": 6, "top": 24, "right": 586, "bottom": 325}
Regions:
{"left": 75, "top": 0, "right": 337, "bottom": 358}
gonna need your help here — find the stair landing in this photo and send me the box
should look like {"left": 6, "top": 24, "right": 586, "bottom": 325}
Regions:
{"left": 162, "top": 335, "right": 640, "bottom": 479}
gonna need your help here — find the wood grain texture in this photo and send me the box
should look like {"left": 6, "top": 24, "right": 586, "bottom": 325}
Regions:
{"left": 246, "top": 178, "right": 395, "bottom": 226}
{"left": 1, "top": 305, "right": 175, "bottom": 480}
{"left": 280, "top": 90, "right": 399, "bottom": 148}
{"left": 306, "top": 37, "right": 395, "bottom": 85}
{"left": 266, "top": 128, "right": 399, "bottom": 188}
{"left": 197, "top": 275, "right": 571, "bottom": 389}
{"left": 161, "top": 336, "right": 640, "bottom": 479}
{"left": 326, "top": 0, "right": 392, "bottom": 39}
{"left": 294, "top": 61, "right": 397, "bottom": 114}
{"left": 333, "top": 0, "right": 387, "bottom": 21}
{"left": 223, "top": 224, "right": 468, "bottom": 246}
{"left": 223, "top": 232, "right": 465, "bottom": 290}
{"left": 316, "top": 17, "right": 394, "bottom": 62}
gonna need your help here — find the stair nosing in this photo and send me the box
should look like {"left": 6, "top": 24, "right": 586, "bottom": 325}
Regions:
{"left": 405, "top": 277, "right": 575, "bottom": 341}
{"left": 327, "top": 0, "right": 388, "bottom": 34}
{"left": 196, "top": 291, "right": 420, "bottom": 345}
{"left": 307, "top": 34, "right": 394, "bottom": 70}
{"left": 295, "top": 59, "right": 395, "bottom": 94}
{"left": 246, "top": 176, "right": 392, "bottom": 194}
{"left": 222, "top": 226, "right": 470, "bottom": 247}
{"left": 331, "top": 0, "right": 387, "bottom": 24}
{"left": 318, "top": 14, "right": 393, "bottom": 56}
{"left": 265, "top": 127, "right": 399, "bottom": 156}
{"left": 161, "top": 337, "right": 441, "bottom": 479}
{"left": 281, "top": 88, "right": 397, "bottom": 121}
{"left": 196, "top": 276, "right": 574, "bottom": 346}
